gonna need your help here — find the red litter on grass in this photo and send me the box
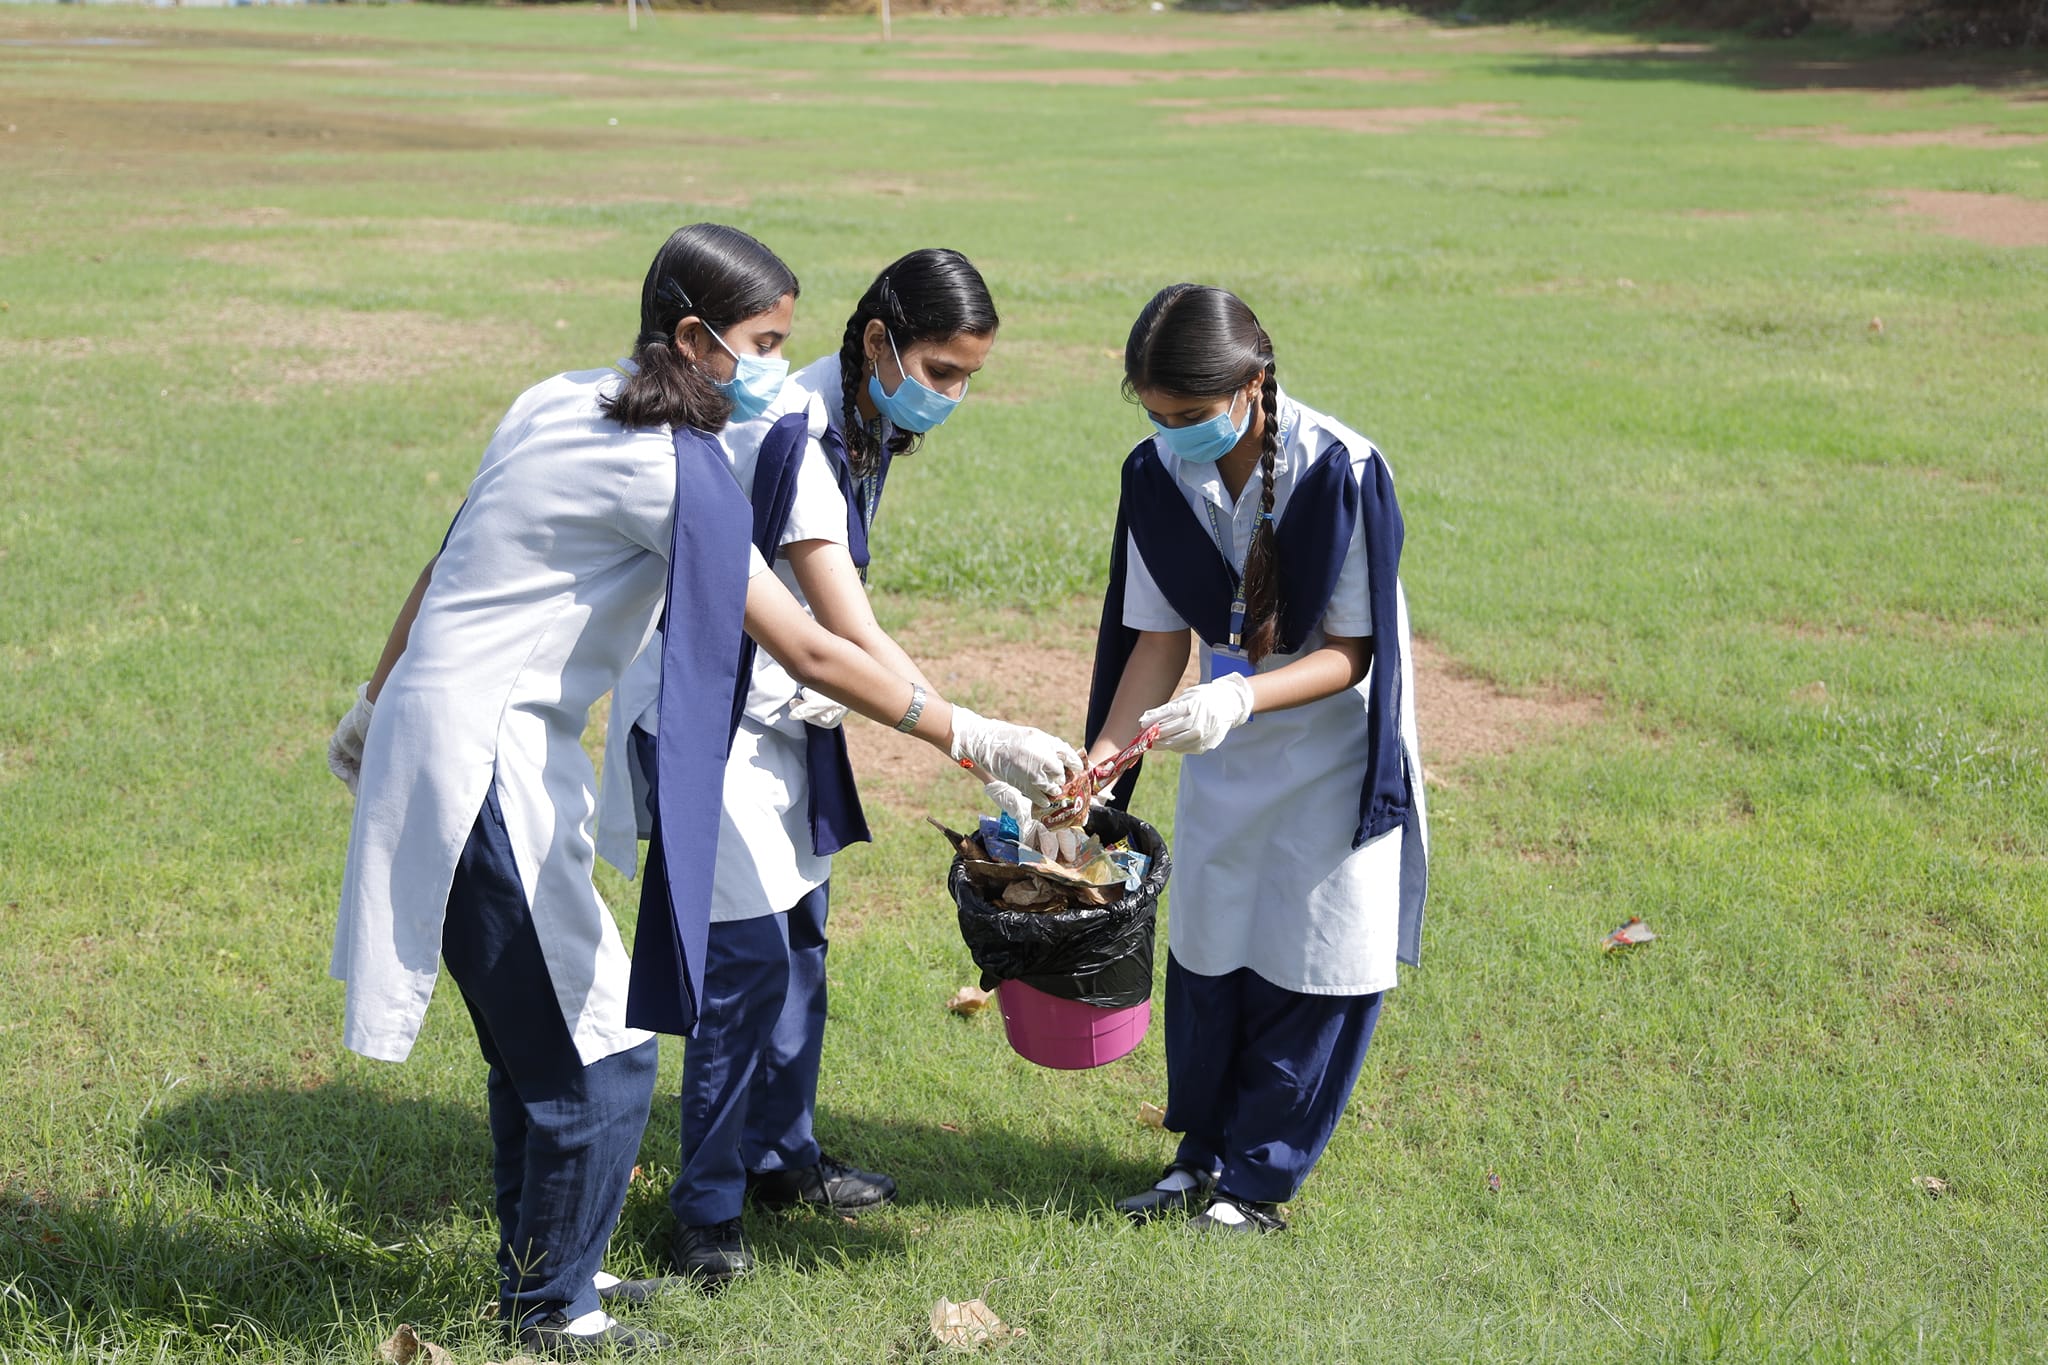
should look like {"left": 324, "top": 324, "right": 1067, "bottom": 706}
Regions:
{"left": 1603, "top": 916, "right": 1657, "bottom": 951}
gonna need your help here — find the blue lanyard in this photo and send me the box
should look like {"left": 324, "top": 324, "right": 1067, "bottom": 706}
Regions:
{"left": 1201, "top": 501, "right": 1248, "bottom": 652}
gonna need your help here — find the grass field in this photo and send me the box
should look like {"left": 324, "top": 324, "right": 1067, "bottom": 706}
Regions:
{"left": 3, "top": 3, "right": 2047, "bottom": 1360}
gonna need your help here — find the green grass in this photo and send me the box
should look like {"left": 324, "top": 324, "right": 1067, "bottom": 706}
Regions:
{"left": 3, "top": 3, "right": 2047, "bottom": 1360}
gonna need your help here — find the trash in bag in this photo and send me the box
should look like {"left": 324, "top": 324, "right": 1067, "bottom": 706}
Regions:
{"left": 941, "top": 806, "right": 1171, "bottom": 1010}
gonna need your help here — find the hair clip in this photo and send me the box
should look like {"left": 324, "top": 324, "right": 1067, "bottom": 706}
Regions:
{"left": 656, "top": 278, "right": 695, "bottom": 312}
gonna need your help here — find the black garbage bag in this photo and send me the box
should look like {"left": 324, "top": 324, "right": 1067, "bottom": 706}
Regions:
{"left": 949, "top": 807, "right": 1172, "bottom": 1009}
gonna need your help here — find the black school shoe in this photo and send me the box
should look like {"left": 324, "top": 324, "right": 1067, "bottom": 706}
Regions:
{"left": 1188, "top": 1194, "right": 1289, "bottom": 1234}
{"left": 595, "top": 1274, "right": 692, "bottom": 1306}
{"left": 516, "top": 1310, "right": 672, "bottom": 1360}
{"left": 747, "top": 1153, "right": 896, "bottom": 1212}
{"left": 672, "top": 1216, "right": 753, "bottom": 1289}
{"left": 1115, "top": 1163, "right": 1218, "bottom": 1223}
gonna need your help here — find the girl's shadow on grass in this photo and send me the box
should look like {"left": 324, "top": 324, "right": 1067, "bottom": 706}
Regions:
{"left": 136, "top": 1079, "right": 494, "bottom": 1230}
{"left": 0, "top": 1083, "right": 499, "bottom": 1347}
{"left": 616, "top": 1109, "right": 1155, "bottom": 1277}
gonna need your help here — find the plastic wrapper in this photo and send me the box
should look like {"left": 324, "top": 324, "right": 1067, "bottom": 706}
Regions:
{"left": 948, "top": 806, "right": 1171, "bottom": 1009}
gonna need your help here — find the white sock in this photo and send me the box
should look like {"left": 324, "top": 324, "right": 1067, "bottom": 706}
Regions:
{"left": 591, "top": 1271, "right": 621, "bottom": 1291}
{"left": 1200, "top": 1198, "right": 1248, "bottom": 1226}
{"left": 560, "top": 1310, "right": 616, "bottom": 1337}
{"left": 1154, "top": 1168, "right": 1199, "bottom": 1193}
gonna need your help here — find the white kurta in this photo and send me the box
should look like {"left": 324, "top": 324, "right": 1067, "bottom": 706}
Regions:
{"left": 1122, "top": 393, "right": 1427, "bottom": 997}
{"left": 332, "top": 365, "right": 766, "bottom": 1066}
{"left": 595, "top": 379, "right": 852, "bottom": 922}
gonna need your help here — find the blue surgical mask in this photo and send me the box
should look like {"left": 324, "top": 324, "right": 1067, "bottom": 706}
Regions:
{"left": 867, "top": 332, "right": 964, "bottom": 434}
{"left": 1150, "top": 391, "right": 1250, "bottom": 465}
{"left": 709, "top": 325, "right": 789, "bottom": 424}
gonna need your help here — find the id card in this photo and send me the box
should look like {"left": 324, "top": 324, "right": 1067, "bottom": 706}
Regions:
{"left": 1209, "top": 647, "right": 1254, "bottom": 683}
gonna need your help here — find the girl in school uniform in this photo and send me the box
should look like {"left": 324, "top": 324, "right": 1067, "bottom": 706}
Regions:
{"left": 595, "top": 248, "right": 1001, "bottom": 1286}
{"left": 1084, "top": 284, "right": 1428, "bottom": 1233}
{"left": 326, "top": 224, "right": 1076, "bottom": 1357}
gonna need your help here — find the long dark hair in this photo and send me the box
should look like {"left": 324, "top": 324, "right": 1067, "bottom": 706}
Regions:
{"left": 838, "top": 248, "right": 998, "bottom": 477}
{"left": 601, "top": 222, "right": 800, "bottom": 431}
{"left": 1123, "top": 283, "right": 1284, "bottom": 664}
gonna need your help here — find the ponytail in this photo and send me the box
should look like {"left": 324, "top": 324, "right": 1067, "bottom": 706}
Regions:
{"left": 1123, "top": 284, "right": 1286, "bottom": 664}
{"left": 601, "top": 222, "right": 798, "bottom": 432}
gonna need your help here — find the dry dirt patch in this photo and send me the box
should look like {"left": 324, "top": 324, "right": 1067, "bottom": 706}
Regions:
{"left": 841, "top": 624, "right": 1599, "bottom": 820}
{"left": 1177, "top": 103, "right": 1539, "bottom": 137}
{"left": 766, "top": 29, "right": 1221, "bottom": 55}
{"left": 1302, "top": 67, "right": 1434, "bottom": 82}
{"left": 7, "top": 94, "right": 600, "bottom": 159}
{"left": 182, "top": 217, "right": 618, "bottom": 273}
{"left": 1890, "top": 190, "right": 2048, "bottom": 248}
{"left": 1763, "top": 123, "right": 2046, "bottom": 149}
{"left": 0, "top": 298, "right": 539, "bottom": 401}
{"left": 874, "top": 66, "right": 1160, "bottom": 86}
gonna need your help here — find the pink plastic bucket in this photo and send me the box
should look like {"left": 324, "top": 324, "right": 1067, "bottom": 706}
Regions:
{"left": 998, "top": 980, "right": 1151, "bottom": 1070}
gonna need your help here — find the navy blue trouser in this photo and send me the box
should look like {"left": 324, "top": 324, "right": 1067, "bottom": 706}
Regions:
{"left": 441, "top": 786, "right": 658, "bottom": 1326}
{"left": 670, "top": 884, "right": 830, "bottom": 1226}
{"left": 1162, "top": 952, "right": 1385, "bottom": 1206}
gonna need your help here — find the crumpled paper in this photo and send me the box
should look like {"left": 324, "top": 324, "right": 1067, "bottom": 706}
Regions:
{"left": 930, "top": 1297, "right": 1026, "bottom": 1352}
{"left": 947, "top": 985, "right": 993, "bottom": 1016}
{"left": 378, "top": 1325, "right": 452, "bottom": 1365}
{"left": 1602, "top": 916, "right": 1657, "bottom": 951}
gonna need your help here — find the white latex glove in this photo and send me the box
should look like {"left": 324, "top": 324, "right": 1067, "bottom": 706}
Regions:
{"left": 327, "top": 683, "right": 374, "bottom": 795}
{"left": 788, "top": 688, "right": 848, "bottom": 729}
{"left": 950, "top": 707, "right": 1082, "bottom": 804}
{"left": 1138, "top": 673, "right": 1255, "bottom": 755}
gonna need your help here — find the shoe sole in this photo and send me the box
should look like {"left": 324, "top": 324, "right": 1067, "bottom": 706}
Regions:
{"left": 749, "top": 1186, "right": 897, "bottom": 1212}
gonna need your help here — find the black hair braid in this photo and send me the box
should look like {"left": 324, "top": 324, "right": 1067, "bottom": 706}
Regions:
{"left": 837, "top": 312, "right": 874, "bottom": 478}
{"left": 1240, "top": 363, "right": 1284, "bottom": 664}
{"left": 836, "top": 250, "right": 999, "bottom": 478}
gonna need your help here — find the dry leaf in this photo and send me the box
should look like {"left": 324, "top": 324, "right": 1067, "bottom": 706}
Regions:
{"left": 1137, "top": 1101, "right": 1167, "bottom": 1129}
{"left": 1602, "top": 916, "right": 1657, "bottom": 951}
{"left": 930, "top": 1297, "right": 1026, "bottom": 1352}
{"left": 947, "top": 985, "right": 992, "bottom": 1016}
{"left": 1913, "top": 1174, "right": 1951, "bottom": 1198}
{"left": 1868, "top": 316, "right": 1885, "bottom": 334}
{"left": 939, "top": 1121, "right": 963, "bottom": 1134}
{"left": 379, "top": 1325, "right": 452, "bottom": 1365}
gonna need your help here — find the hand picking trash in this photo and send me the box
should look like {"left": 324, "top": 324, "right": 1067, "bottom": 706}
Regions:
{"left": 937, "top": 722, "right": 1161, "bottom": 905}
{"left": 933, "top": 723, "right": 1173, "bottom": 1042}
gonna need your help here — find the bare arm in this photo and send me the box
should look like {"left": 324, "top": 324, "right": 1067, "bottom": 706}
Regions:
{"left": 366, "top": 554, "right": 437, "bottom": 702}
{"left": 743, "top": 570, "right": 957, "bottom": 755}
{"left": 783, "top": 539, "right": 934, "bottom": 692}
{"left": 1086, "top": 628, "right": 1193, "bottom": 766}
{"left": 1246, "top": 633, "right": 1370, "bottom": 714}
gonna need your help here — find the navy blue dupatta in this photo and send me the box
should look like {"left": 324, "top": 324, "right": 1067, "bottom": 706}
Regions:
{"left": 1083, "top": 435, "right": 1411, "bottom": 850}
{"left": 625, "top": 427, "right": 753, "bottom": 1037}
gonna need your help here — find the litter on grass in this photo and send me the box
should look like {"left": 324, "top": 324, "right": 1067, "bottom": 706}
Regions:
{"left": 1603, "top": 916, "right": 1657, "bottom": 951}
{"left": 377, "top": 1326, "right": 451, "bottom": 1365}
{"left": 930, "top": 1298, "right": 1026, "bottom": 1352}
{"left": 947, "top": 984, "right": 993, "bottom": 1015}
{"left": 1914, "top": 1174, "right": 1952, "bottom": 1198}
{"left": 1138, "top": 1101, "right": 1167, "bottom": 1128}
